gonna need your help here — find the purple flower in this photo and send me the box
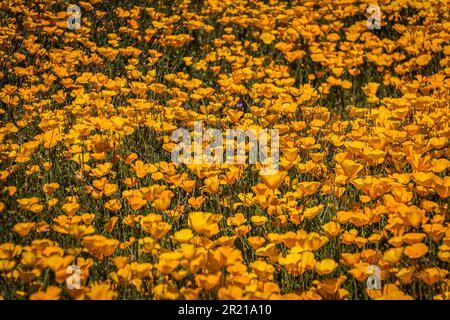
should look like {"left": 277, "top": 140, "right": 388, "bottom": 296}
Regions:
{"left": 236, "top": 103, "right": 243, "bottom": 108}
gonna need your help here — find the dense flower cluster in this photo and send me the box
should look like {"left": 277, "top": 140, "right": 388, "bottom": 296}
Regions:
{"left": 0, "top": 0, "right": 449, "bottom": 300}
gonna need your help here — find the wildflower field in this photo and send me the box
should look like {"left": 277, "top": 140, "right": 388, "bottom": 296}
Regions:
{"left": 0, "top": 0, "right": 449, "bottom": 300}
